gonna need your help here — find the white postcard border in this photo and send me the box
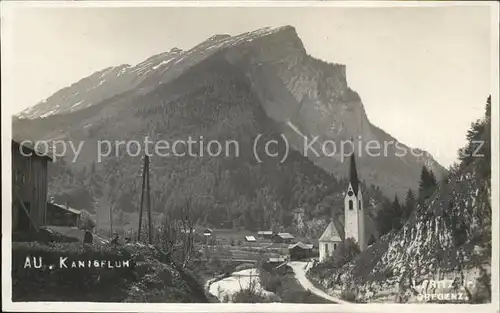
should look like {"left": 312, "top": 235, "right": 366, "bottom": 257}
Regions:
{"left": 1, "top": 1, "right": 499, "bottom": 312}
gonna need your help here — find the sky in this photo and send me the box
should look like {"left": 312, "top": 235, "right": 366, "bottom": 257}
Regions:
{"left": 2, "top": 4, "right": 493, "bottom": 168}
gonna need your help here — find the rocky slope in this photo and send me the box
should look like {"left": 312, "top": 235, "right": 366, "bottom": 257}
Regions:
{"left": 308, "top": 99, "right": 492, "bottom": 303}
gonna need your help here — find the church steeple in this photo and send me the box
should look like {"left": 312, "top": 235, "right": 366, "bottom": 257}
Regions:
{"left": 344, "top": 151, "right": 366, "bottom": 251}
{"left": 349, "top": 153, "right": 360, "bottom": 195}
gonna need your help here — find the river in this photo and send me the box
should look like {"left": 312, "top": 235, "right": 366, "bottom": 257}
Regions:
{"left": 208, "top": 268, "right": 276, "bottom": 302}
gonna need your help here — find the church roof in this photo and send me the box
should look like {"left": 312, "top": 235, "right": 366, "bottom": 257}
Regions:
{"left": 349, "top": 153, "right": 360, "bottom": 195}
{"left": 319, "top": 220, "right": 342, "bottom": 242}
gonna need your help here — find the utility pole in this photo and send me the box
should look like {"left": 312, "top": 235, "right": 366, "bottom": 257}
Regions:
{"left": 109, "top": 201, "right": 113, "bottom": 239}
{"left": 137, "top": 154, "right": 153, "bottom": 244}
{"left": 137, "top": 155, "right": 147, "bottom": 241}
{"left": 96, "top": 202, "right": 99, "bottom": 235}
{"left": 146, "top": 155, "right": 153, "bottom": 244}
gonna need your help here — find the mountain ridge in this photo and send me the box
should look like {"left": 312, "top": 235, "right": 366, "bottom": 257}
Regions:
{"left": 14, "top": 25, "right": 445, "bottom": 202}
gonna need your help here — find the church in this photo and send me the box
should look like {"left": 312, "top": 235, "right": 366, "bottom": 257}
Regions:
{"left": 318, "top": 153, "right": 366, "bottom": 262}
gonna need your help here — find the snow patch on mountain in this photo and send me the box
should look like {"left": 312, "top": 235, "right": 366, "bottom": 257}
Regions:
{"left": 71, "top": 101, "right": 84, "bottom": 108}
{"left": 286, "top": 120, "right": 307, "bottom": 139}
{"left": 152, "top": 59, "right": 173, "bottom": 70}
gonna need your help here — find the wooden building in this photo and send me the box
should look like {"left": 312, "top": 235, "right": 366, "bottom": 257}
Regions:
{"left": 46, "top": 202, "right": 82, "bottom": 227}
{"left": 12, "top": 140, "right": 52, "bottom": 231}
{"left": 288, "top": 241, "right": 314, "bottom": 261}
{"left": 257, "top": 230, "right": 273, "bottom": 239}
{"left": 271, "top": 232, "right": 294, "bottom": 244}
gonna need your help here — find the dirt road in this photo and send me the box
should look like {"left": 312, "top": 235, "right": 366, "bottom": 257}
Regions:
{"left": 287, "top": 261, "right": 350, "bottom": 304}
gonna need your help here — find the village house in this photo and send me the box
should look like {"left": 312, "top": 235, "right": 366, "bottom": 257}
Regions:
{"left": 288, "top": 241, "right": 314, "bottom": 261}
{"left": 257, "top": 230, "right": 273, "bottom": 239}
{"left": 202, "top": 228, "right": 213, "bottom": 236}
{"left": 272, "top": 232, "right": 294, "bottom": 244}
{"left": 245, "top": 235, "right": 256, "bottom": 242}
{"left": 12, "top": 139, "right": 52, "bottom": 232}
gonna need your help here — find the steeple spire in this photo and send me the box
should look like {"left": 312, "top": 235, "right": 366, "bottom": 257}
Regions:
{"left": 349, "top": 153, "right": 360, "bottom": 195}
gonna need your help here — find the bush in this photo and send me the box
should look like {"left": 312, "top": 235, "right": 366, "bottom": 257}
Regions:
{"left": 468, "top": 266, "right": 491, "bottom": 303}
{"left": 232, "top": 289, "right": 268, "bottom": 303}
{"left": 79, "top": 212, "right": 96, "bottom": 231}
{"left": 206, "top": 254, "right": 223, "bottom": 270}
{"left": 340, "top": 289, "right": 357, "bottom": 302}
{"left": 259, "top": 269, "right": 281, "bottom": 293}
{"left": 331, "top": 238, "right": 361, "bottom": 268}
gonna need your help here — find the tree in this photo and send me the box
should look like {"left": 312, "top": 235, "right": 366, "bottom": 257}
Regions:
{"left": 458, "top": 95, "right": 491, "bottom": 176}
{"left": 418, "top": 165, "right": 438, "bottom": 205}
{"left": 330, "top": 237, "right": 361, "bottom": 268}
{"left": 79, "top": 212, "right": 96, "bottom": 231}
{"left": 402, "top": 188, "right": 416, "bottom": 221}
{"left": 391, "top": 195, "right": 404, "bottom": 230}
{"left": 180, "top": 201, "right": 197, "bottom": 268}
{"left": 376, "top": 198, "right": 394, "bottom": 236}
{"left": 367, "top": 234, "right": 376, "bottom": 246}
{"left": 375, "top": 192, "right": 408, "bottom": 236}
{"left": 96, "top": 171, "right": 124, "bottom": 238}
{"left": 161, "top": 197, "right": 201, "bottom": 268}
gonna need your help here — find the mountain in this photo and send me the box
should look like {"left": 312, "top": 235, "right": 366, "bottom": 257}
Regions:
{"left": 13, "top": 25, "right": 445, "bottom": 231}
{"left": 17, "top": 47, "right": 184, "bottom": 119}
{"left": 308, "top": 97, "right": 492, "bottom": 303}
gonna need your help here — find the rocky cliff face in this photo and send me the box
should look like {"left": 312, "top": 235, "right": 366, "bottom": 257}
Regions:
{"left": 14, "top": 25, "right": 444, "bottom": 211}
{"left": 218, "top": 26, "right": 444, "bottom": 197}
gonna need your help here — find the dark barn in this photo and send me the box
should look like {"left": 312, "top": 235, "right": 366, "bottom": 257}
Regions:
{"left": 272, "top": 232, "right": 294, "bottom": 244}
{"left": 288, "top": 242, "right": 313, "bottom": 261}
{"left": 11, "top": 140, "right": 52, "bottom": 232}
{"left": 46, "top": 203, "right": 81, "bottom": 227}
